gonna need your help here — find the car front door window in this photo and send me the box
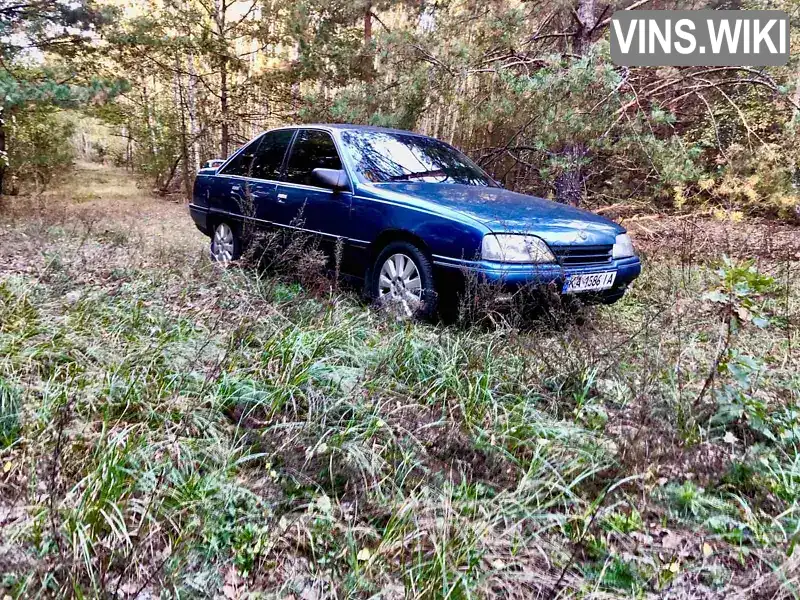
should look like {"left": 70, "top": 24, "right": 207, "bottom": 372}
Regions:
{"left": 275, "top": 129, "right": 350, "bottom": 244}
{"left": 284, "top": 130, "right": 343, "bottom": 187}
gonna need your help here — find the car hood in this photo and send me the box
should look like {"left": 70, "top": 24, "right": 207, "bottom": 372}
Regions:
{"left": 365, "top": 182, "right": 624, "bottom": 246}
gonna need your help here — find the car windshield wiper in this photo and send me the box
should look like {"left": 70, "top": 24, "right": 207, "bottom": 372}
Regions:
{"left": 387, "top": 169, "right": 447, "bottom": 182}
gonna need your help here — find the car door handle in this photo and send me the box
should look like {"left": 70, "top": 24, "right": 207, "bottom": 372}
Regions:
{"left": 277, "top": 193, "right": 287, "bottom": 203}
{"left": 231, "top": 185, "right": 240, "bottom": 192}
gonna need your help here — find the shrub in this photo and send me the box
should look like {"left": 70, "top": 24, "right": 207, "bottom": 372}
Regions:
{"left": 6, "top": 107, "right": 75, "bottom": 193}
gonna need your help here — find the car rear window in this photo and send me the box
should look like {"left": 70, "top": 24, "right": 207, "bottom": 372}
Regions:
{"left": 251, "top": 129, "right": 294, "bottom": 180}
{"left": 219, "top": 136, "right": 262, "bottom": 177}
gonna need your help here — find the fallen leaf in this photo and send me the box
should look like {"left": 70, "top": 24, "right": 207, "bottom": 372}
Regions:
{"left": 314, "top": 494, "right": 332, "bottom": 514}
{"left": 668, "top": 561, "right": 680, "bottom": 573}
{"left": 119, "top": 582, "right": 138, "bottom": 595}
{"left": 222, "top": 584, "right": 237, "bottom": 599}
{"left": 357, "top": 547, "right": 372, "bottom": 561}
{"left": 300, "top": 586, "right": 320, "bottom": 600}
{"left": 703, "top": 542, "right": 713, "bottom": 557}
{"left": 3, "top": 461, "right": 12, "bottom": 473}
{"left": 662, "top": 531, "right": 681, "bottom": 549}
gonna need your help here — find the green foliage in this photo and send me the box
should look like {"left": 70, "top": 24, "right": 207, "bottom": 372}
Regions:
{"left": 200, "top": 483, "right": 273, "bottom": 576}
{"left": 601, "top": 506, "right": 644, "bottom": 535}
{"left": 0, "top": 1, "right": 127, "bottom": 193}
{"left": 0, "top": 70, "right": 127, "bottom": 111}
{"left": 711, "top": 351, "right": 774, "bottom": 439}
{"left": 582, "top": 556, "right": 645, "bottom": 594}
{"left": 6, "top": 108, "right": 76, "bottom": 190}
{"left": 703, "top": 256, "right": 775, "bottom": 327}
{"left": 665, "top": 481, "right": 731, "bottom": 520}
{"left": 4, "top": 0, "right": 800, "bottom": 212}
{"left": 0, "top": 377, "right": 20, "bottom": 448}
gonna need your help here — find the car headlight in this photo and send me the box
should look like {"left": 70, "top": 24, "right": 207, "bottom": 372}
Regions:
{"left": 612, "top": 233, "right": 635, "bottom": 259}
{"left": 481, "top": 234, "right": 556, "bottom": 263}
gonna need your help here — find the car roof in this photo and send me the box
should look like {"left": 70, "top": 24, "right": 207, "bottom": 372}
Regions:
{"left": 272, "top": 124, "right": 429, "bottom": 137}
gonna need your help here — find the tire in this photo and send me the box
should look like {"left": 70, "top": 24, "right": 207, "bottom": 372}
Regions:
{"left": 370, "top": 241, "right": 437, "bottom": 320}
{"left": 210, "top": 221, "right": 242, "bottom": 263}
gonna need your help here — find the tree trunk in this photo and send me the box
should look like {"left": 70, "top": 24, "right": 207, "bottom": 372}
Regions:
{"left": 215, "top": 0, "right": 230, "bottom": 158}
{"left": 122, "top": 124, "right": 132, "bottom": 170}
{"left": 142, "top": 78, "right": 158, "bottom": 157}
{"left": 364, "top": 2, "right": 372, "bottom": 43}
{"left": 185, "top": 0, "right": 201, "bottom": 171}
{"left": 553, "top": 0, "right": 595, "bottom": 206}
{"left": 793, "top": 71, "right": 800, "bottom": 193}
{"left": 220, "top": 58, "right": 229, "bottom": 157}
{"left": 554, "top": 145, "right": 586, "bottom": 207}
{"left": 362, "top": 2, "right": 375, "bottom": 81}
{"left": 174, "top": 54, "right": 192, "bottom": 202}
{"left": 574, "top": 0, "right": 597, "bottom": 55}
{"left": 187, "top": 60, "right": 200, "bottom": 170}
{"left": 794, "top": 72, "right": 800, "bottom": 123}
{"left": 158, "top": 155, "right": 182, "bottom": 196}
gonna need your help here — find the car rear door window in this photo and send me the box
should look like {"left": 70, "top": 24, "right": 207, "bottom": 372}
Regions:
{"left": 219, "top": 136, "right": 262, "bottom": 177}
{"left": 251, "top": 129, "right": 294, "bottom": 181}
{"left": 284, "top": 129, "right": 342, "bottom": 186}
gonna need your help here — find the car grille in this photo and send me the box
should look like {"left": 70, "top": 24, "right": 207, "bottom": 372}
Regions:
{"left": 553, "top": 245, "right": 613, "bottom": 266}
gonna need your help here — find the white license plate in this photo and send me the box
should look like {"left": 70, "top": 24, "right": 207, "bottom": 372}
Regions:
{"left": 563, "top": 271, "right": 617, "bottom": 294}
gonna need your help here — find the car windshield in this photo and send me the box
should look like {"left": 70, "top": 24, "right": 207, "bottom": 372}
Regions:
{"left": 340, "top": 130, "right": 497, "bottom": 187}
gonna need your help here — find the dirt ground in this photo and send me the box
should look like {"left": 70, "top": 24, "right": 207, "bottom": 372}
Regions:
{"left": 1, "top": 162, "right": 204, "bottom": 255}
{"left": 623, "top": 213, "right": 800, "bottom": 262}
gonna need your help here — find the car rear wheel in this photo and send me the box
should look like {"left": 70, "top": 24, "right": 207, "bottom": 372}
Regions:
{"left": 371, "top": 241, "right": 437, "bottom": 320}
{"left": 210, "top": 222, "right": 241, "bottom": 263}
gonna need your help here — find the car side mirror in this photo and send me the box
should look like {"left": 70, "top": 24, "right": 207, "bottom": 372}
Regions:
{"left": 312, "top": 168, "right": 349, "bottom": 191}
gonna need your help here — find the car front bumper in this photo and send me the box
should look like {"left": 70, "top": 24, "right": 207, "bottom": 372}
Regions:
{"left": 432, "top": 255, "right": 642, "bottom": 298}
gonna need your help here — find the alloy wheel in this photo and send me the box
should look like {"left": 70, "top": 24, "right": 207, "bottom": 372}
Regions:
{"left": 211, "top": 223, "right": 235, "bottom": 262}
{"left": 377, "top": 253, "right": 423, "bottom": 318}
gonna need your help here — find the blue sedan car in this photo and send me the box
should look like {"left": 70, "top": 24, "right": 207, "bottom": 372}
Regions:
{"left": 189, "top": 125, "right": 640, "bottom": 318}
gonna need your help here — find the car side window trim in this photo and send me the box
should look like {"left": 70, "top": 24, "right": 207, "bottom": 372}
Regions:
{"left": 277, "top": 129, "right": 299, "bottom": 180}
{"left": 215, "top": 128, "right": 355, "bottom": 194}
{"left": 274, "top": 181, "right": 352, "bottom": 195}
{"left": 217, "top": 129, "right": 294, "bottom": 186}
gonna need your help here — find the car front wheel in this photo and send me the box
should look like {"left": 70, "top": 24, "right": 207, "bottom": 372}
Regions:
{"left": 210, "top": 222, "right": 241, "bottom": 263}
{"left": 371, "top": 241, "right": 437, "bottom": 320}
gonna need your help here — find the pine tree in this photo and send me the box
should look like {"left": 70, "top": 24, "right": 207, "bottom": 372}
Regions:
{"left": 0, "top": 0, "right": 125, "bottom": 192}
